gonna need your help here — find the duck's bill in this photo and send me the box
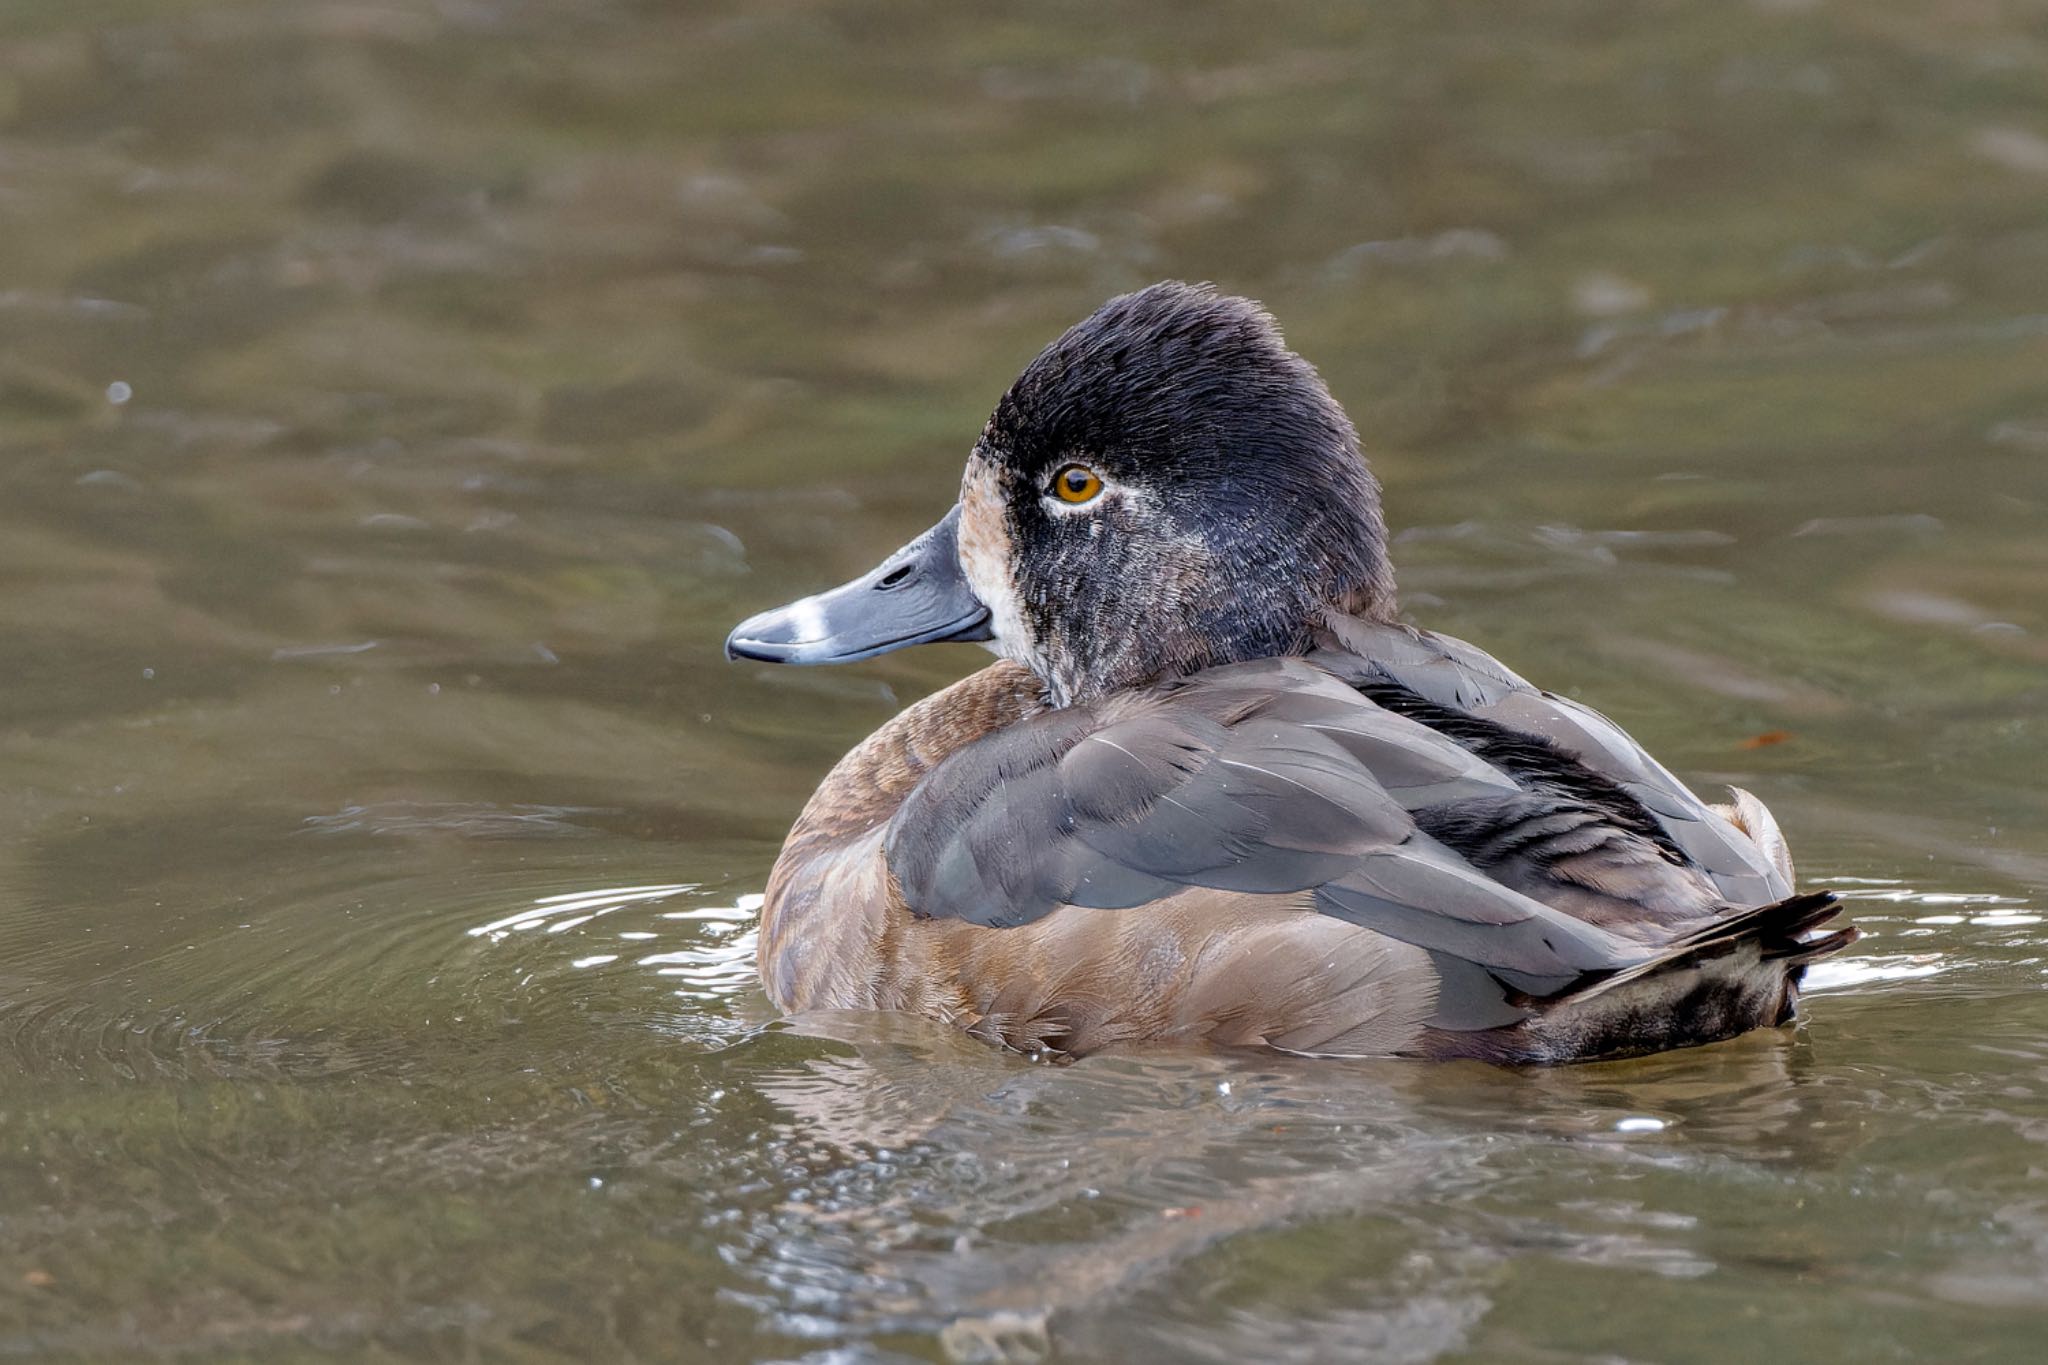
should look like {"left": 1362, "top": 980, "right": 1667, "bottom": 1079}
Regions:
{"left": 724, "top": 504, "right": 993, "bottom": 665}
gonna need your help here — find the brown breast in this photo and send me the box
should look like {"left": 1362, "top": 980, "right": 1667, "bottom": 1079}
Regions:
{"left": 757, "top": 661, "right": 1045, "bottom": 1013}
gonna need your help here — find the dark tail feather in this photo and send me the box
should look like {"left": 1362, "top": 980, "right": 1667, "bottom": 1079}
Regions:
{"left": 1435, "top": 892, "right": 1860, "bottom": 1064}
{"left": 1499, "top": 892, "right": 1867, "bottom": 1064}
{"left": 1688, "top": 889, "right": 1858, "bottom": 962}
{"left": 1767, "top": 926, "right": 1860, "bottom": 967}
{"left": 1559, "top": 890, "right": 1854, "bottom": 1004}
{"left": 1757, "top": 890, "right": 1862, "bottom": 965}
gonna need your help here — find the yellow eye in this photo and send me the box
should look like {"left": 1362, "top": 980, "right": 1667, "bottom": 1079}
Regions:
{"left": 1050, "top": 464, "right": 1103, "bottom": 505}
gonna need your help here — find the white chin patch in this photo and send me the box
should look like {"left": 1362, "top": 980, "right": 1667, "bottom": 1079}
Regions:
{"left": 957, "top": 458, "right": 1034, "bottom": 667}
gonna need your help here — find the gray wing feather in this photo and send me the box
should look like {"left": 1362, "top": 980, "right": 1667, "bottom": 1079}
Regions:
{"left": 1319, "top": 842, "right": 1639, "bottom": 992}
{"left": 887, "top": 655, "right": 1659, "bottom": 990}
{"left": 1066, "top": 696, "right": 1411, "bottom": 894}
{"left": 1476, "top": 689, "right": 1789, "bottom": 903}
{"left": 1326, "top": 618, "right": 1791, "bottom": 904}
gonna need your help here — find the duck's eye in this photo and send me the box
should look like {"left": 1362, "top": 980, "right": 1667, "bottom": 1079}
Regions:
{"left": 1049, "top": 464, "right": 1104, "bottom": 505}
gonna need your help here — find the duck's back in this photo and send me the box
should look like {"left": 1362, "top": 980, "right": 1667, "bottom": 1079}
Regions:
{"left": 757, "top": 621, "right": 1852, "bottom": 1062}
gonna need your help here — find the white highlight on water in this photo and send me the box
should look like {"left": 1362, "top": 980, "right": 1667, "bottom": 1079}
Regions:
{"left": 468, "top": 883, "right": 696, "bottom": 938}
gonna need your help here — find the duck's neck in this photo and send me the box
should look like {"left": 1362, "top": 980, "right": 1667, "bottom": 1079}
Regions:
{"left": 1036, "top": 591, "right": 1401, "bottom": 708}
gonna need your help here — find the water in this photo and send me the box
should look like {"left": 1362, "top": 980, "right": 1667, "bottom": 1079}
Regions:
{"left": 3, "top": 1, "right": 2046, "bottom": 1358}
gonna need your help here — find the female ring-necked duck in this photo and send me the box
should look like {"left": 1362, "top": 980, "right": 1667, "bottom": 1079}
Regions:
{"left": 727, "top": 281, "right": 1855, "bottom": 1063}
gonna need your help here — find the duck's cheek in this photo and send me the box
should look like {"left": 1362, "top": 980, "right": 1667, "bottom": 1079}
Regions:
{"left": 956, "top": 458, "right": 1036, "bottom": 666}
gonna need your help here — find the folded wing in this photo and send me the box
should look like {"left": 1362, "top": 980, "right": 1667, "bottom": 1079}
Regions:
{"left": 885, "top": 656, "right": 1682, "bottom": 1008}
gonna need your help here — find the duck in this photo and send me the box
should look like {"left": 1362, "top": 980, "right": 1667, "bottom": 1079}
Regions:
{"left": 725, "top": 281, "right": 1857, "bottom": 1064}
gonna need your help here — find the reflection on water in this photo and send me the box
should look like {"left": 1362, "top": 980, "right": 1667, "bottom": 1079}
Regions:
{"left": 3, "top": 0, "right": 2048, "bottom": 1359}
{"left": 467, "top": 882, "right": 764, "bottom": 1012}
{"left": 467, "top": 883, "right": 702, "bottom": 937}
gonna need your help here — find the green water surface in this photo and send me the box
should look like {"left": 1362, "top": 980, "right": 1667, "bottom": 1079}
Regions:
{"left": 3, "top": 2, "right": 2047, "bottom": 1360}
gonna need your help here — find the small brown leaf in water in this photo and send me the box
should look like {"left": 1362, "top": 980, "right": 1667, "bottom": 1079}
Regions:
{"left": 1740, "top": 730, "right": 1795, "bottom": 749}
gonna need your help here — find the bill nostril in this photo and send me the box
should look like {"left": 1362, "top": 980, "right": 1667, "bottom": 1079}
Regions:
{"left": 876, "top": 564, "right": 914, "bottom": 590}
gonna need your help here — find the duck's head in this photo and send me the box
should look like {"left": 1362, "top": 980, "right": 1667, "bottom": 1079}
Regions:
{"left": 726, "top": 281, "right": 1397, "bottom": 706}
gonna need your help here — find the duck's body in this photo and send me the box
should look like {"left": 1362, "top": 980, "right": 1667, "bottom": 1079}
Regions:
{"left": 731, "top": 283, "right": 1855, "bottom": 1063}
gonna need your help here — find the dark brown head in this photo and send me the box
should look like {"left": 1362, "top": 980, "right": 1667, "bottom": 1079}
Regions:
{"left": 728, "top": 282, "right": 1397, "bottom": 705}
